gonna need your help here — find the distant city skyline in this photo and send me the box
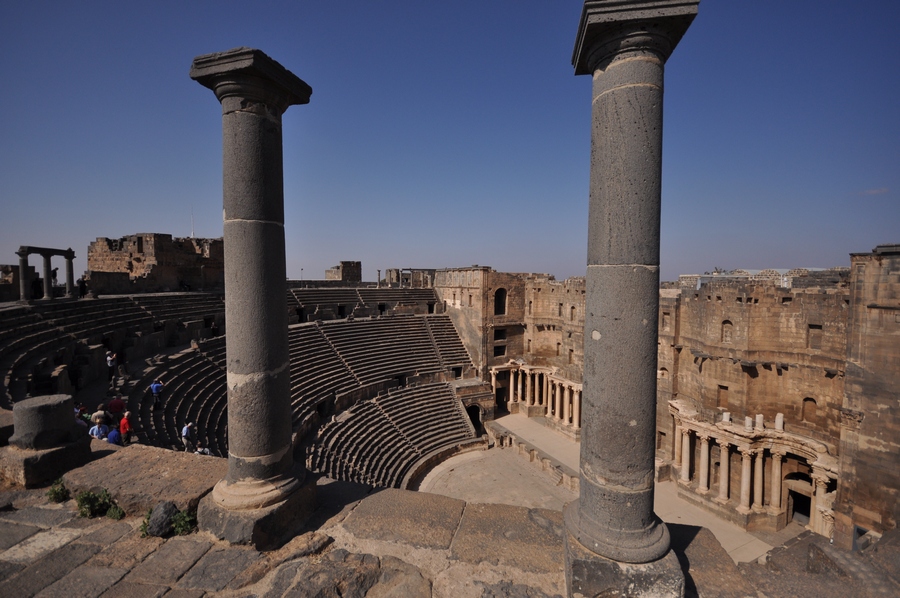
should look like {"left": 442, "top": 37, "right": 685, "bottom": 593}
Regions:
{"left": 1, "top": 1, "right": 897, "bottom": 284}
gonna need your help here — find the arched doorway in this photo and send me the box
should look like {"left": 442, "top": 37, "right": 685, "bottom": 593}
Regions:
{"left": 784, "top": 472, "right": 813, "bottom": 525}
{"left": 466, "top": 405, "right": 483, "bottom": 434}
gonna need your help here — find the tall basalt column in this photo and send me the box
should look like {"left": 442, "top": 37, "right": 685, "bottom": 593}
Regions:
{"left": 17, "top": 250, "right": 30, "bottom": 301}
{"left": 42, "top": 255, "right": 52, "bottom": 300}
{"left": 566, "top": 2, "right": 697, "bottom": 595}
{"left": 190, "top": 48, "right": 314, "bottom": 548}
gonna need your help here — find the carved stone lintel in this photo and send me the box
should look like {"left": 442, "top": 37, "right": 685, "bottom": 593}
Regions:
{"left": 840, "top": 408, "right": 864, "bottom": 430}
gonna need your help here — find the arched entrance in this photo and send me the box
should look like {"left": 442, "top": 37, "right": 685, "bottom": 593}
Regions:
{"left": 466, "top": 405, "right": 483, "bottom": 434}
{"left": 784, "top": 472, "right": 813, "bottom": 525}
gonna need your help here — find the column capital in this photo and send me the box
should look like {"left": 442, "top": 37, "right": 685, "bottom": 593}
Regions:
{"left": 738, "top": 446, "right": 754, "bottom": 457}
{"left": 191, "top": 47, "right": 312, "bottom": 114}
{"left": 697, "top": 433, "right": 710, "bottom": 442}
{"left": 572, "top": 0, "right": 699, "bottom": 75}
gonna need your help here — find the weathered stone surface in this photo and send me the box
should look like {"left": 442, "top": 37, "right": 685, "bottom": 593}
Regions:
{"left": 0, "top": 528, "right": 82, "bottom": 563}
{"left": 75, "top": 519, "right": 133, "bottom": 545}
{"left": 0, "top": 560, "right": 24, "bottom": 582}
{"left": 35, "top": 565, "right": 127, "bottom": 598}
{"left": 668, "top": 523, "right": 755, "bottom": 598}
{"left": 226, "top": 531, "right": 332, "bottom": 590}
{"left": 0, "top": 439, "right": 92, "bottom": 488}
{"left": 123, "top": 536, "right": 211, "bottom": 585}
{"left": 450, "top": 503, "right": 564, "bottom": 574}
{"left": 343, "top": 488, "right": 464, "bottom": 550}
{"left": 9, "top": 395, "right": 80, "bottom": 450}
{"left": 0, "top": 519, "right": 40, "bottom": 549}
{"left": 259, "top": 548, "right": 383, "bottom": 598}
{"left": 62, "top": 444, "right": 226, "bottom": 515}
{"left": 86, "top": 529, "right": 164, "bottom": 569}
{"left": 0, "top": 505, "right": 75, "bottom": 529}
{"left": 0, "top": 541, "right": 101, "bottom": 597}
{"left": 366, "top": 555, "right": 432, "bottom": 598}
{"left": 97, "top": 581, "right": 168, "bottom": 598}
{"left": 476, "top": 581, "right": 563, "bottom": 598}
{"left": 147, "top": 501, "right": 179, "bottom": 537}
{"left": 176, "top": 545, "right": 261, "bottom": 591}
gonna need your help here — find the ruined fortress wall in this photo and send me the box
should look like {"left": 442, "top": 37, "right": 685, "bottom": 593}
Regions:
{"left": 523, "top": 277, "right": 585, "bottom": 381}
{"left": 87, "top": 233, "right": 224, "bottom": 293}
{"left": 834, "top": 246, "right": 900, "bottom": 545}
{"left": 434, "top": 268, "right": 490, "bottom": 371}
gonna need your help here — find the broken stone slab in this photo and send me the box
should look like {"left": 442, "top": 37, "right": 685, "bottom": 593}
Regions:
{"left": 63, "top": 444, "right": 227, "bottom": 515}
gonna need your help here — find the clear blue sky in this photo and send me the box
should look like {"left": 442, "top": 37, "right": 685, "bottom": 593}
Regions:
{"left": 2, "top": 1, "right": 897, "bottom": 283}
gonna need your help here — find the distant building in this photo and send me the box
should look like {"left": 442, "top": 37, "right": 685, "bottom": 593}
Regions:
{"left": 325, "top": 261, "right": 362, "bottom": 283}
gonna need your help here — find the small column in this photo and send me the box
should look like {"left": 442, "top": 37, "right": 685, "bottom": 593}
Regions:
{"left": 715, "top": 442, "right": 730, "bottom": 504}
{"left": 543, "top": 374, "right": 550, "bottom": 408}
{"left": 509, "top": 370, "right": 517, "bottom": 403}
{"left": 673, "top": 419, "right": 682, "bottom": 466}
{"left": 737, "top": 449, "right": 753, "bottom": 514}
{"left": 42, "top": 254, "right": 52, "bottom": 300}
{"left": 698, "top": 434, "right": 710, "bottom": 494}
{"left": 566, "top": 1, "right": 699, "bottom": 584}
{"left": 679, "top": 429, "right": 691, "bottom": 483}
{"left": 17, "top": 249, "right": 30, "bottom": 301}
{"left": 492, "top": 370, "right": 500, "bottom": 404}
{"left": 555, "top": 382, "right": 563, "bottom": 420}
{"left": 573, "top": 389, "right": 581, "bottom": 429}
{"left": 64, "top": 250, "right": 75, "bottom": 299}
{"left": 518, "top": 368, "right": 524, "bottom": 403}
{"left": 525, "top": 372, "right": 533, "bottom": 406}
{"left": 753, "top": 449, "right": 765, "bottom": 511}
{"left": 563, "top": 385, "right": 571, "bottom": 425}
{"left": 811, "top": 472, "right": 828, "bottom": 534}
{"left": 191, "top": 47, "right": 314, "bottom": 549}
{"left": 769, "top": 450, "right": 784, "bottom": 512}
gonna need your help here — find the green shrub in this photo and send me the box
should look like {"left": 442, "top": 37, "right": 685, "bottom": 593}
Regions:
{"left": 75, "top": 489, "right": 123, "bottom": 519}
{"left": 172, "top": 509, "right": 197, "bottom": 536}
{"left": 139, "top": 508, "right": 152, "bottom": 538}
{"left": 46, "top": 479, "right": 70, "bottom": 503}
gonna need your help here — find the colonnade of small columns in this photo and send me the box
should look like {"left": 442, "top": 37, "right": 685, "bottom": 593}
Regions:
{"left": 672, "top": 413, "right": 837, "bottom": 538}
{"left": 490, "top": 366, "right": 582, "bottom": 430}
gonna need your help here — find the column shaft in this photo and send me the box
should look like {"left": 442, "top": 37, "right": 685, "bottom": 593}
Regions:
{"left": 698, "top": 436, "right": 710, "bottom": 493}
{"left": 18, "top": 252, "right": 29, "bottom": 301}
{"left": 753, "top": 450, "right": 764, "bottom": 510}
{"left": 526, "top": 372, "right": 533, "bottom": 406}
{"left": 770, "top": 452, "right": 783, "bottom": 511}
{"left": 680, "top": 430, "right": 691, "bottom": 483}
{"left": 673, "top": 420, "right": 682, "bottom": 466}
{"left": 738, "top": 450, "right": 752, "bottom": 513}
{"left": 716, "top": 443, "right": 730, "bottom": 503}
{"left": 573, "top": 390, "right": 581, "bottom": 429}
{"left": 563, "top": 385, "right": 571, "bottom": 425}
{"left": 65, "top": 256, "right": 74, "bottom": 298}
{"left": 42, "top": 255, "right": 52, "bottom": 299}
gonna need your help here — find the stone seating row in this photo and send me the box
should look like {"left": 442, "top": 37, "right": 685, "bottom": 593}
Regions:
{"left": 308, "top": 383, "right": 474, "bottom": 488}
{"left": 131, "top": 293, "right": 224, "bottom": 323}
{"left": 423, "top": 315, "right": 473, "bottom": 366}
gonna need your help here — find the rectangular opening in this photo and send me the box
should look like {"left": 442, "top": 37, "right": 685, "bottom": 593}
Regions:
{"left": 427, "top": 302, "right": 435, "bottom": 314}
{"left": 717, "top": 385, "right": 728, "bottom": 408}
{"left": 452, "top": 366, "right": 462, "bottom": 378}
{"left": 494, "top": 328, "right": 507, "bottom": 341}
{"left": 782, "top": 297, "right": 793, "bottom": 304}
{"left": 493, "top": 345, "right": 507, "bottom": 357}
{"left": 808, "top": 324, "right": 823, "bottom": 349}
{"left": 337, "top": 305, "right": 346, "bottom": 318}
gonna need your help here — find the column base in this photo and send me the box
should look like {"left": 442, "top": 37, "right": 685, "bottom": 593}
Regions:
{"left": 713, "top": 496, "right": 729, "bottom": 506}
{"left": 0, "top": 437, "right": 91, "bottom": 488}
{"left": 735, "top": 505, "right": 752, "bottom": 515}
{"left": 698, "top": 487, "right": 709, "bottom": 495}
{"left": 565, "top": 526, "right": 684, "bottom": 598}
{"left": 198, "top": 473, "right": 316, "bottom": 551}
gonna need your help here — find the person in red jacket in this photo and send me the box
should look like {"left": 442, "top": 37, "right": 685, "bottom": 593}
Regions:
{"left": 119, "top": 411, "right": 133, "bottom": 445}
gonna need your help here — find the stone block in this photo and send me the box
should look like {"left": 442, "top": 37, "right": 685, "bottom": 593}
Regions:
{"left": 198, "top": 475, "right": 315, "bottom": 551}
{"left": 565, "top": 527, "right": 684, "bottom": 598}
{"left": 0, "top": 438, "right": 91, "bottom": 488}
{"left": 9, "top": 395, "right": 80, "bottom": 450}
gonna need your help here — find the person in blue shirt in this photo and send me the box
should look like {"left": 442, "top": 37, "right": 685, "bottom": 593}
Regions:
{"left": 106, "top": 426, "right": 122, "bottom": 446}
{"left": 149, "top": 379, "right": 164, "bottom": 410}
{"left": 89, "top": 422, "right": 109, "bottom": 440}
{"left": 181, "top": 422, "right": 195, "bottom": 452}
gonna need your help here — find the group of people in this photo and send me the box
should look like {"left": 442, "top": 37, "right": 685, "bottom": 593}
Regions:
{"left": 105, "top": 350, "right": 129, "bottom": 388}
{"left": 77, "top": 395, "right": 132, "bottom": 447}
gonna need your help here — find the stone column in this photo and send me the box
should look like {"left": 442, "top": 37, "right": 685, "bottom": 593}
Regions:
{"left": 518, "top": 368, "right": 524, "bottom": 403}
{"left": 191, "top": 47, "right": 314, "bottom": 549}
{"left": 769, "top": 450, "right": 784, "bottom": 512}
{"left": 679, "top": 429, "right": 691, "bottom": 483}
{"left": 573, "top": 389, "right": 581, "bottom": 429}
{"left": 566, "top": 3, "right": 698, "bottom": 589}
{"left": 753, "top": 449, "right": 765, "bottom": 511}
{"left": 555, "top": 382, "right": 563, "bottom": 420}
{"left": 509, "top": 370, "right": 517, "bottom": 403}
{"left": 737, "top": 449, "right": 752, "bottom": 514}
{"left": 698, "top": 434, "right": 710, "bottom": 494}
{"left": 491, "top": 370, "right": 497, "bottom": 402}
{"left": 64, "top": 250, "right": 75, "bottom": 299}
{"left": 811, "top": 472, "right": 828, "bottom": 534}
{"left": 715, "top": 442, "right": 730, "bottom": 504}
{"left": 42, "top": 254, "right": 52, "bottom": 300}
{"left": 563, "top": 385, "right": 571, "bottom": 425}
{"left": 526, "top": 371, "right": 533, "bottom": 406}
{"left": 543, "top": 374, "right": 550, "bottom": 409}
{"left": 17, "top": 249, "right": 30, "bottom": 301}
{"left": 673, "top": 419, "right": 682, "bottom": 466}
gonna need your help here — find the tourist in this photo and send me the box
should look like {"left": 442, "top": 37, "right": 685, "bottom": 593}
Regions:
{"left": 120, "top": 411, "right": 132, "bottom": 445}
{"left": 150, "top": 379, "right": 165, "bottom": 410}
{"left": 108, "top": 393, "right": 126, "bottom": 419}
{"left": 77, "top": 277, "right": 86, "bottom": 298}
{"left": 89, "top": 421, "right": 109, "bottom": 440}
{"left": 195, "top": 441, "right": 211, "bottom": 456}
{"left": 117, "top": 352, "right": 128, "bottom": 385}
{"left": 181, "top": 422, "right": 195, "bottom": 452}
{"left": 106, "top": 425, "right": 122, "bottom": 446}
{"left": 92, "top": 403, "right": 110, "bottom": 426}
{"left": 106, "top": 351, "right": 117, "bottom": 386}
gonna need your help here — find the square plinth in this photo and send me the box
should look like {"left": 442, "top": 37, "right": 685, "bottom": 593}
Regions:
{"left": 565, "top": 527, "right": 685, "bottom": 597}
{"left": 0, "top": 438, "right": 91, "bottom": 488}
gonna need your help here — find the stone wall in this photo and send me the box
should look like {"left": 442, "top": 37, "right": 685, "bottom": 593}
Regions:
{"left": 834, "top": 245, "right": 900, "bottom": 547}
{"left": 523, "top": 276, "right": 585, "bottom": 382}
{"left": 86, "top": 233, "right": 224, "bottom": 293}
{"left": 325, "top": 261, "right": 362, "bottom": 282}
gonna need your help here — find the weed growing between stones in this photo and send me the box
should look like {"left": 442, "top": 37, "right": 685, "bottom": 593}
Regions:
{"left": 75, "top": 488, "right": 124, "bottom": 519}
{"left": 46, "top": 479, "right": 70, "bottom": 503}
{"left": 139, "top": 508, "right": 152, "bottom": 538}
{"left": 172, "top": 509, "right": 197, "bottom": 535}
